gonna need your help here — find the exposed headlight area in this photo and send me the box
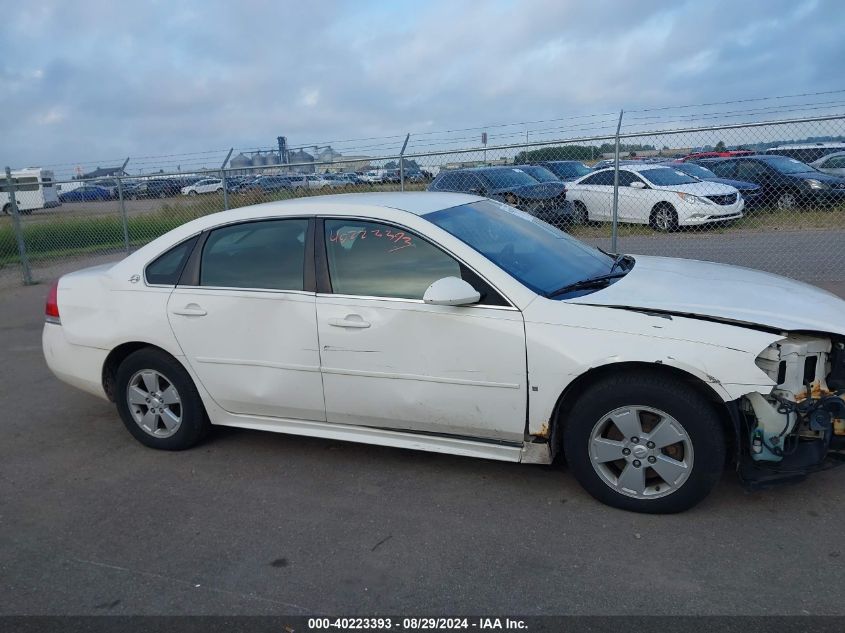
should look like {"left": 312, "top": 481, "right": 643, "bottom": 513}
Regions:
{"left": 745, "top": 334, "right": 845, "bottom": 466}
{"left": 676, "top": 192, "right": 706, "bottom": 205}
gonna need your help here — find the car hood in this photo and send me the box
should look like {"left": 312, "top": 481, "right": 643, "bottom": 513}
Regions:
{"left": 489, "top": 182, "right": 566, "bottom": 200}
{"left": 791, "top": 170, "right": 845, "bottom": 185}
{"left": 653, "top": 181, "right": 736, "bottom": 195}
{"left": 568, "top": 255, "right": 845, "bottom": 335}
{"left": 705, "top": 177, "right": 760, "bottom": 191}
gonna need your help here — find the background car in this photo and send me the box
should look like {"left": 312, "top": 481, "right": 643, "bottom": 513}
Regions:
{"left": 428, "top": 166, "right": 573, "bottom": 226}
{"left": 764, "top": 143, "right": 845, "bottom": 163}
{"left": 704, "top": 155, "right": 845, "bottom": 210}
{"left": 515, "top": 164, "right": 563, "bottom": 183}
{"left": 810, "top": 151, "right": 845, "bottom": 177}
{"left": 57, "top": 185, "right": 111, "bottom": 202}
{"left": 679, "top": 150, "right": 754, "bottom": 162}
{"left": 241, "top": 175, "right": 295, "bottom": 194}
{"left": 566, "top": 165, "right": 744, "bottom": 231}
{"left": 667, "top": 161, "right": 763, "bottom": 208}
{"left": 92, "top": 179, "right": 121, "bottom": 199}
{"left": 536, "top": 160, "right": 593, "bottom": 181}
{"left": 181, "top": 178, "right": 224, "bottom": 196}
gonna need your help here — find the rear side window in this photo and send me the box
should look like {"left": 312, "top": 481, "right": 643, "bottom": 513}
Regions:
{"left": 145, "top": 236, "right": 199, "bottom": 285}
{"left": 581, "top": 170, "right": 615, "bottom": 185}
{"left": 200, "top": 219, "right": 308, "bottom": 290}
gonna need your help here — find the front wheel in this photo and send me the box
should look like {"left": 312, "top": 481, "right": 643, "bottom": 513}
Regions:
{"left": 189, "top": 190, "right": 197, "bottom": 196}
{"left": 115, "top": 348, "right": 209, "bottom": 450}
{"left": 562, "top": 371, "right": 726, "bottom": 513}
{"left": 776, "top": 192, "right": 797, "bottom": 210}
{"left": 650, "top": 204, "right": 678, "bottom": 232}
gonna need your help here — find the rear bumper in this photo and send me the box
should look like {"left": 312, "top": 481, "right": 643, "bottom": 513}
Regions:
{"left": 42, "top": 323, "right": 109, "bottom": 401}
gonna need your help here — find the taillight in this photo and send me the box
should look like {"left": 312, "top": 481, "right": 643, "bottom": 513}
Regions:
{"left": 45, "top": 279, "right": 61, "bottom": 324}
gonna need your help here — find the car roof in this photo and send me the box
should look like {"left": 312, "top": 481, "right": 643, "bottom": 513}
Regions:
{"left": 594, "top": 164, "right": 683, "bottom": 173}
{"left": 440, "top": 166, "right": 524, "bottom": 174}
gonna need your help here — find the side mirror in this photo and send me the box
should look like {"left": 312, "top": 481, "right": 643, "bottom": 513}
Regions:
{"left": 423, "top": 277, "right": 481, "bottom": 306}
{"left": 629, "top": 181, "right": 646, "bottom": 189}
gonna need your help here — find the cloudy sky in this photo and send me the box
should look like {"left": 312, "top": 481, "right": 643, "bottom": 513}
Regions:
{"left": 1, "top": 0, "right": 843, "bottom": 176}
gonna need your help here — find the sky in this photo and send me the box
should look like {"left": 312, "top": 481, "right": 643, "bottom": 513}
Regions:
{"left": 1, "top": 0, "right": 843, "bottom": 177}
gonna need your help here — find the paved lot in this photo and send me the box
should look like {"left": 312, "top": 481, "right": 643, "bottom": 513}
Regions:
{"left": 2, "top": 280, "right": 845, "bottom": 615}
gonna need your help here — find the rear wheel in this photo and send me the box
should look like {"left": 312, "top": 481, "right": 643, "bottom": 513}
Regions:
{"left": 115, "top": 348, "right": 209, "bottom": 450}
{"left": 572, "top": 201, "right": 589, "bottom": 225}
{"left": 562, "top": 371, "right": 726, "bottom": 513}
{"left": 189, "top": 190, "right": 197, "bottom": 196}
{"left": 650, "top": 203, "right": 678, "bottom": 232}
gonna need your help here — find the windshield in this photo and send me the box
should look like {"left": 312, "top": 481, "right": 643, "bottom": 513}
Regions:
{"left": 673, "top": 163, "right": 716, "bottom": 179}
{"left": 425, "top": 200, "right": 616, "bottom": 296}
{"left": 764, "top": 156, "right": 816, "bottom": 174}
{"left": 517, "top": 165, "right": 560, "bottom": 183}
{"left": 639, "top": 168, "right": 699, "bottom": 186}
{"left": 547, "top": 162, "right": 591, "bottom": 179}
{"left": 479, "top": 168, "right": 539, "bottom": 189}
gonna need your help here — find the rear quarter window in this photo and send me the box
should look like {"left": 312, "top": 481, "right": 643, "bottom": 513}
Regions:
{"left": 145, "top": 236, "right": 199, "bottom": 285}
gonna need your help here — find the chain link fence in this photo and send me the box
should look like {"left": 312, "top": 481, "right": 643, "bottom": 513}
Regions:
{"left": 2, "top": 113, "right": 844, "bottom": 287}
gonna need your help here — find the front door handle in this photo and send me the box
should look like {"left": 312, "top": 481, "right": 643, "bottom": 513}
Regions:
{"left": 328, "top": 315, "right": 370, "bottom": 328}
{"left": 171, "top": 304, "right": 207, "bottom": 317}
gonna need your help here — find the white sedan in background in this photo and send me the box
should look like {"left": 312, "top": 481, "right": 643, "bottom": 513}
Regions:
{"left": 181, "top": 178, "right": 224, "bottom": 196}
{"left": 43, "top": 192, "right": 845, "bottom": 513}
{"left": 811, "top": 151, "right": 845, "bottom": 178}
{"left": 566, "top": 165, "right": 744, "bottom": 230}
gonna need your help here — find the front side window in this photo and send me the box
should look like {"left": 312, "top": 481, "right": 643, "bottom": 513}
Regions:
{"left": 324, "top": 219, "right": 460, "bottom": 300}
{"left": 735, "top": 161, "right": 771, "bottom": 180}
{"left": 200, "top": 219, "right": 308, "bottom": 290}
{"left": 761, "top": 156, "right": 815, "bottom": 174}
{"left": 479, "top": 169, "right": 538, "bottom": 189}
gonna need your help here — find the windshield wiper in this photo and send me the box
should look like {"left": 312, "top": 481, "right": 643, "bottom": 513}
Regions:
{"left": 547, "top": 272, "right": 628, "bottom": 298}
{"left": 609, "top": 253, "right": 633, "bottom": 274}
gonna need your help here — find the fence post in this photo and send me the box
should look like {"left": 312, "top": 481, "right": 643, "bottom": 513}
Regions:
{"left": 220, "top": 148, "right": 233, "bottom": 211}
{"left": 4, "top": 166, "right": 33, "bottom": 285}
{"left": 611, "top": 109, "right": 624, "bottom": 253}
{"left": 399, "top": 133, "right": 410, "bottom": 192}
{"left": 116, "top": 158, "right": 130, "bottom": 253}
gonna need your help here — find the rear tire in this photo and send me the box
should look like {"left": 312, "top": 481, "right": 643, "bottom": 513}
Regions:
{"left": 562, "top": 371, "right": 725, "bottom": 513}
{"left": 115, "top": 348, "right": 209, "bottom": 451}
{"left": 2, "top": 204, "right": 9, "bottom": 215}
{"left": 572, "top": 201, "right": 589, "bottom": 225}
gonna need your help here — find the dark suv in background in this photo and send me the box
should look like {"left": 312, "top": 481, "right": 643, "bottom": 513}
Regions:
{"left": 536, "top": 160, "right": 593, "bottom": 182}
{"left": 428, "top": 166, "right": 574, "bottom": 226}
{"left": 700, "top": 155, "right": 845, "bottom": 210}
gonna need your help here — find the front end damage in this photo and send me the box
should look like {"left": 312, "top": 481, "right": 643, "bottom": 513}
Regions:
{"left": 736, "top": 333, "right": 845, "bottom": 486}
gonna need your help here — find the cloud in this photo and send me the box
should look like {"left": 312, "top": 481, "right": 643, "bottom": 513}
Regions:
{"left": 0, "top": 0, "right": 842, "bottom": 176}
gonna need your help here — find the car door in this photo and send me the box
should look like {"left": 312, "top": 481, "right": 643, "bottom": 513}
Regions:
{"left": 575, "top": 170, "right": 614, "bottom": 219}
{"left": 734, "top": 160, "right": 777, "bottom": 202}
{"left": 615, "top": 170, "right": 652, "bottom": 223}
{"left": 315, "top": 217, "right": 528, "bottom": 443}
{"left": 167, "top": 217, "right": 326, "bottom": 421}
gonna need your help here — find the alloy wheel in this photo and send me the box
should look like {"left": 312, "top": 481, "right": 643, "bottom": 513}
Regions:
{"left": 777, "top": 193, "right": 796, "bottom": 210}
{"left": 126, "top": 369, "right": 183, "bottom": 438}
{"left": 588, "top": 405, "right": 694, "bottom": 499}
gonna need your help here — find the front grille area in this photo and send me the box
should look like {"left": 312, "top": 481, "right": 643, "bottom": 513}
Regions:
{"left": 706, "top": 193, "right": 738, "bottom": 205}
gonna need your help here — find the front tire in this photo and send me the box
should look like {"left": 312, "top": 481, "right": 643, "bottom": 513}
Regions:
{"left": 115, "top": 348, "right": 209, "bottom": 450}
{"left": 562, "top": 371, "right": 725, "bottom": 513}
{"left": 650, "top": 203, "right": 678, "bottom": 232}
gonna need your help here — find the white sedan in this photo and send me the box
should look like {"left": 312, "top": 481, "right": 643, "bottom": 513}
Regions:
{"left": 567, "top": 165, "right": 744, "bottom": 230}
{"left": 181, "top": 178, "right": 224, "bottom": 196}
{"left": 42, "top": 192, "right": 845, "bottom": 513}
{"left": 811, "top": 151, "right": 845, "bottom": 178}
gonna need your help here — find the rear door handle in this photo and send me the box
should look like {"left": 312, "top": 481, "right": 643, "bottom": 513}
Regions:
{"left": 171, "top": 304, "right": 207, "bottom": 317}
{"left": 328, "top": 315, "right": 370, "bottom": 328}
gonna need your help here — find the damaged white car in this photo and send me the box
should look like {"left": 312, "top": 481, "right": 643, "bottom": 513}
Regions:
{"left": 42, "top": 192, "right": 845, "bottom": 513}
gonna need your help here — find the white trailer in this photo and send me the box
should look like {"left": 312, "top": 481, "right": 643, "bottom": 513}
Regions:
{"left": 0, "top": 168, "right": 61, "bottom": 215}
